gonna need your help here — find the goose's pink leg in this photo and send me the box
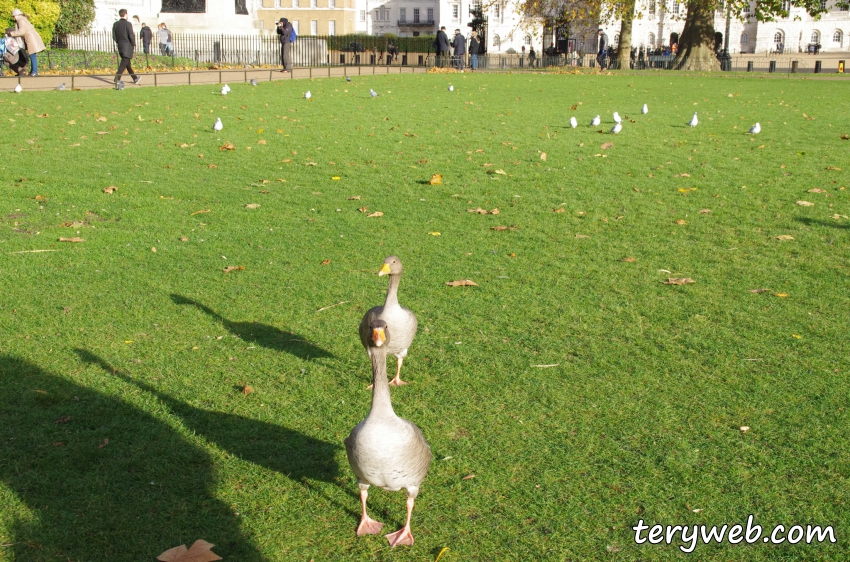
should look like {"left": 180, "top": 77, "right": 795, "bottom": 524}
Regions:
{"left": 356, "top": 485, "right": 384, "bottom": 536}
{"left": 385, "top": 495, "right": 416, "bottom": 547}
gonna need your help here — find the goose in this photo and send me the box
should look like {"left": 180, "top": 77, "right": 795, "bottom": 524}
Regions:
{"left": 359, "top": 256, "right": 418, "bottom": 387}
{"left": 569, "top": 116, "right": 578, "bottom": 129}
{"left": 641, "top": 103, "right": 648, "bottom": 114}
{"left": 748, "top": 122, "right": 761, "bottom": 134}
{"left": 688, "top": 112, "right": 698, "bottom": 127}
{"left": 345, "top": 319, "right": 432, "bottom": 547}
{"left": 612, "top": 111, "right": 622, "bottom": 124}
{"left": 590, "top": 115, "right": 601, "bottom": 127}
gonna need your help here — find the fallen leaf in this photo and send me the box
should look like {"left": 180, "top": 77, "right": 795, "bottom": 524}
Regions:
{"left": 179, "top": 236, "right": 189, "bottom": 242}
{"left": 740, "top": 426, "right": 750, "bottom": 433}
{"left": 367, "top": 211, "right": 384, "bottom": 217}
{"left": 792, "top": 334, "right": 802, "bottom": 339}
{"left": 305, "top": 162, "right": 318, "bottom": 166}
{"left": 774, "top": 293, "right": 789, "bottom": 297}
{"left": 242, "top": 385, "right": 254, "bottom": 395}
{"left": 571, "top": 104, "right": 577, "bottom": 110}
{"left": 494, "top": 169, "right": 507, "bottom": 175}
{"left": 775, "top": 235, "right": 794, "bottom": 241}
{"left": 462, "top": 474, "right": 476, "bottom": 480}
{"left": 331, "top": 176, "right": 341, "bottom": 180}
{"left": 540, "top": 152, "right": 547, "bottom": 161}
{"left": 358, "top": 206, "right": 368, "bottom": 213}
{"left": 244, "top": 203, "right": 261, "bottom": 209}
{"left": 320, "top": 259, "right": 331, "bottom": 265}
{"left": 807, "top": 188, "right": 826, "bottom": 193}
{"left": 151, "top": 247, "right": 157, "bottom": 253}
{"left": 600, "top": 142, "right": 614, "bottom": 149}
{"left": 796, "top": 201, "right": 814, "bottom": 206}
{"left": 257, "top": 139, "right": 267, "bottom": 145}
{"left": 223, "top": 265, "right": 245, "bottom": 273}
{"left": 826, "top": 166, "right": 842, "bottom": 171}
{"left": 219, "top": 143, "right": 236, "bottom": 151}
{"left": 840, "top": 134, "right": 849, "bottom": 140}
{"left": 674, "top": 219, "right": 687, "bottom": 225}
{"left": 663, "top": 278, "right": 695, "bottom": 285}
{"left": 428, "top": 173, "right": 444, "bottom": 185}
{"left": 191, "top": 209, "right": 211, "bottom": 216}
{"left": 445, "top": 279, "right": 478, "bottom": 287}
{"left": 491, "top": 225, "right": 518, "bottom": 231}
{"left": 97, "top": 438, "right": 109, "bottom": 448}
{"left": 55, "top": 415, "right": 72, "bottom": 424}
{"left": 348, "top": 195, "right": 361, "bottom": 200}
{"left": 552, "top": 208, "right": 566, "bottom": 214}
{"left": 830, "top": 214, "right": 848, "bottom": 220}
{"left": 207, "top": 164, "right": 217, "bottom": 169}
{"left": 96, "top": 116, "right": 107, "bottom": 122}
{"left": 58, "top": 237, "right": 84, "bottom": 243}
{"left": 699, "top": 209, "right": 712, "bottom": 214}
{"left": 157, "top": 540, "right": 222, "bottom": 562}
{"left": 575, "top": 234, "right": 590, "bottom": 239}
{"left": 428, "top": 232, "right": 441, "bottom": 236}
{"left": 748, "top": 288, "right": 771, "bottom": 293}
{"left": 621, "top": 257, "right": 636, "bottom": 262}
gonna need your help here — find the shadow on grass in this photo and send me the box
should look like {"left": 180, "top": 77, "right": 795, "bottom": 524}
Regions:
{"left": 0, "top": 354, "right": 264, "bottom": 561}
{"left": 75, "top": 349, "right": 342, "bottom": 485}
{"left": 170, "top": 294, "right": 333, "bottom": 360}
{"left": 796, "top": 217, "right": 849, "bottom": 230}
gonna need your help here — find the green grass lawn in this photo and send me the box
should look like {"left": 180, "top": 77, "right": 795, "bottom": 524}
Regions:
{"left": 0, "top": 71, "right": 848, "bottom": 561}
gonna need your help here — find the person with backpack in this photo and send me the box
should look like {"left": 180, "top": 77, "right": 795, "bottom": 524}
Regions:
{"left": 276, "top": 18, "right": 294, "bottom": 72}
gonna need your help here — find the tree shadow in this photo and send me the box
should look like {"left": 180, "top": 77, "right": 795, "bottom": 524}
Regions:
{"left": 169, "top": 294, "right": 334, "bottom": 360}
{"left": 0, "top": 355, "right": 265, "bottom": 561}
{"left": 796, "top": 217, "right": 849, "bottom": 230}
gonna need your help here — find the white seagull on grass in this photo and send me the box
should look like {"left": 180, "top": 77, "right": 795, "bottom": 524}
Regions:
{"left": 688, "top": 112, "right": 698, "bottom": 127}
{"left": 590, "top": 115, "right": 601, "bottom": 127}
{"left": 570, "top": 116, "right": 578, "bottom": 129}
{"left": 213, "top": 118, "right": 223, "bottom": 131}
{"left": 748, "top": 122, "right": 761, "bottom": 134}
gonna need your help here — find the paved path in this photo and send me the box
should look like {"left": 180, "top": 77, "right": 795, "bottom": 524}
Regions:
{"left": 0, "top": 65, "right": 430, "bottom": 92}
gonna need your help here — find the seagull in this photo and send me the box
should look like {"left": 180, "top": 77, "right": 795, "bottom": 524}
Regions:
{"left": 221, "top": 86, "right": 228, "bottom": 96}
{"left": 748, "top": 122, "right": 761, "bottom": 134}
{"left": 570, "top": 116, "right": 578, "bottom": 129}
{"left": 116, "top": 81, "right": 125, "bottom": 91}
{"left": 213, "top": 118, "right": 223, "bottom": 131}
{"left": 612, "top": 111, "right": 622, "bottom": 124}
{"left": 14, "top": 83, "right": 22, "bottom": 93}
{"left": 250, "top": 78, "right": 258, "bottom": 86}
{"left": 641, "top": 104, "right": 648, "bottom": 114}
{"left": 688, "top": 112, "right": 698, "bottom": 127}
{"left": 223, "top": 83, "right": 231, "bottom": 93}
{"left": 590, "top": 115, "right": 601, "bottom": 127}
{"left": 55, "top": 82, "right": 66, "bottom": 91}
{"left": 370, "top": 89, "right": 378, "bottom": 98}
{"left": 305, "top": 90, "right": 312, "bottom": 100}
{"left": 611, "top": 122, "right": 622, "bottom": 134}
{"left": 346, "top": 76, "right": 351, "bottom": 82}
{"left": 448, "top": 85, "right": 454, "bottom": 91}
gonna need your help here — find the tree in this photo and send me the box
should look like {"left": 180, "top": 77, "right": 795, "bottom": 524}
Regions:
{"left": 1, "top": 0, "right": 61, "bottom": 45}
{"left": 615, "top": 0, "right": 636, "bottom": 69}
{"left": 54, "top": 0, "right": 94, "bottom": 38}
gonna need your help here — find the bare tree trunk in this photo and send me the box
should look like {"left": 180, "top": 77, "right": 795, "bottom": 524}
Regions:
{"left": 617, "top": 3, "right": 635, "bottom": 70}
{"left": 675, "top": 2, "right": 720, "bottom": 71}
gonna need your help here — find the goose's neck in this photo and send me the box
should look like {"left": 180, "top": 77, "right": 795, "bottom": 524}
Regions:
{"left": 384, "top": 273, "right": 401, "bottom": 308}
{"left": 368, "top": 347, "right": 395, "bottom": 417}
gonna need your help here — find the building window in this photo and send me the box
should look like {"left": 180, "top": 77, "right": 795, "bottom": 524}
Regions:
{"left": 493, "top": 3, "right": 500, "bottom": 18}
{"left": 493, "top": 33, "right": 500, "bottom": 50}
{"left": 781, "top": 0, "right": 790, "bottom": 11}
{"left": 376, "top": 7, "right": 389, "bottom": 21}
{"left": 524, "top": 34, "right": 531, "bottom": 45}
{"left": 672, "top": 2, "right": 679, "bottom": 14}
{"left": 328, "top": 0, "right": 334, "bottom": 6}
{"left": 310, "top": 0, "right": 316, "bottom": 6}
{"left": 427, "top": 7, "right": 433, "bottom": 21}
{"left": 741, "top": 32, "right": 748, "bottom": 44}
{"left": 310, "top": 20, "right": 317, "bottom": 34}
{"left": 834, "top": 30, "right": 843, "bottom": 42}
{"left": 819, "top": 0, "right": 826, "bottom": 9}
{"left": 413, "top": 7, "right": 419, "bottom": 22}
{"left": 359, "top": 9, "right": 365, "bottom": 21}
{"left": 413, "top": 31, "right": 419, "bottom": 36}
{"left": 812, "top": 30, "right": 820, "bottom": 42}
{"left": 329, "top": 20, "right": 335, "bottom": 34}
{"left": 292, "top": 20, "right": 299, "bottom": 33}
{"left": 614, "top": 34, "right": 620, "bottom": 44}
{"left": 399, "top": 7, "right": 406, "bottom": 20}
{"left": 452, "top": 4, "right": 458, "bottom": 19}
{"left": 648, "top": 32, "right": 655, "bottom": 47}
{"left": 649, "top": 0, "right": 656, "bottom": 14}
{"left": 743, "top": 2, "right": 750, "bottom": 13}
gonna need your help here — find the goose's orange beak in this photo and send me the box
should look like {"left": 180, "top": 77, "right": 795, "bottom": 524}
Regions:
{"left": 372, "top": 327, "right": 386, "bottom": 346}
{"left": 378, "top": 263, "right": 391, "bottom": 276}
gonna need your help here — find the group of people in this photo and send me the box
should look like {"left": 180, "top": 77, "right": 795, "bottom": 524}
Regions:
{"left": 434, "top": 26, "right": 481, "bottom": 71}
{"left": 139, "top": 22, "right": 174, "bottom": 56}
{"left": 1, "top": 9, "right": 45, "bottom": 77}
{"left": 112, "top": 13, "right": 175, "bottom": 87}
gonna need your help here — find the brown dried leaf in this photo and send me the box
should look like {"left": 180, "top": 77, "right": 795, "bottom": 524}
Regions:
{"left": 699, "top": 209, "right": 712, "bottom": 214}
{"left": 244, "top": 203, "right": 261, "bottom": 209}
{"left": 489, "top": 208, "right": 500, "bottom": 215}
{"left": 179, "top": 236, "right": 189, "bottom": 242}
{"left": 320, "top": 259, "right": 331, "bottom": 265}
{"left": 540, "top": 152, "right": 547, "bottom": 161}
{"left": 600, "top": 142, "right": 614, "bottom": 150}
{"left": 840, "top": 134, "right": 849, "bottom": 140}
{"left": 468, "top": 208, "right": 488, "bottom": 214}
{"left": 96, "top": 116, "right": 107, "bottom": 122}
{"left": 796, "top": 200, "right": 814, "bottom": 206}
{"left": 103, "top": 186, "right": 117, "bottom": 194}
{"left": 575, "top": 234, "right": 590, "bottom": 239}
{"left": 367, "top": 211, "right": 384, "bottom": 217}
{"left": 663, "top": 277, "right": 695, "bottom": 285}
{"left": 58, "top": 237, "right": 85, "bottom": 243}
{"left": 674, "top": 219, "right": 687, "bottom": 225}
{"left": 242, "top": 385, "right": 254, "bottom": 396}
{"left": 775, "top": 235, "right": 794, "bottom": 241}
{"left": 826, "top": 166, "right": 842, "bottom": 171}
{"left": 429, "top": 173, "right": 443, "bottom": 185}
{"left": 358, "top": 206, "right": 368, "bottom": 213}
{"left": 570, "top": 104, "right": 577, "bottom": 111}
{"left": 553, "top": 208, "right": 565, "bottom": 213}
{"left": 807, "top": 188, "right": 826, "bottom": 193}
{"left": 491, "top": 225, "right": 518, "bottom": 231}
{"left": 621, "top": 257, "right": 636, "bottom": 262}
{"left": 445, "top": 279, "right": 478, "bottom": 287}
{"left": 219, "top": 142, "right": 236, "bottom": 151}
{"left": 347, "top": 195, "right": 361, "bottom": 200}
{"left": 257, "top": 139, "right": 267, "bottom": 145}
{"left": 191, "top": 209, "right": 211, "bottom": 216}
{"left": 157, "top": 540, "right": 222, "bottom": 562}
{"left": 462, "top": 474, "right": 476, "bottom": 480}
{"left": 748, "top": 288, "right": 771, "bottom": 293}
{"left": 223, "top": 265, "right": 245, "bottom": 273}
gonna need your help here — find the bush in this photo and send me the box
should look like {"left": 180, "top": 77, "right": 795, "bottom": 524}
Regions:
{"left": 0, "top": 0, "right": 61, "bottom": 46}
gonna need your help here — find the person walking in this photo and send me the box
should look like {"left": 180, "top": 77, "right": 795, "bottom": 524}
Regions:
{"left": 528, "top": 46, "right": 536, "bottom": 67}
{"left": 276, "top": 18, "right": 293, "bottom": 72}
{"left": 468, "top": 30, "right": 479, "bottom": 71}
{"left": 434, "top": 26, "right": 450, "bottom": 67}
{"left": 139, "top": 23, "right": 152, "bottom": 54}
{"left": 157, "top": 23, "right": 172, "bottom": 55}
{"left": 9, "top": 9, "right": 45, "bottom": 76}
{"left": 451, "top": 28, "right": 466, "bottom": 71}
{"left": 596, "top": 28, "right": 608, "bottom": 72}
{"left": 112, "top": 9, "right": 141, "bottom": 86}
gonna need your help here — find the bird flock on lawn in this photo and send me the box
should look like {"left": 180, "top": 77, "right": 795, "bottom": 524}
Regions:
{"left": 345, "top": 256, "right": 431, "bottom": 548}
{"left": 572, "top": 104, "right": 760, "bottom": 135}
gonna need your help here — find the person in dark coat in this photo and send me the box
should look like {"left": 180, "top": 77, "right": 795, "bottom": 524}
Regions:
{"left": 276, "top": 17, "right": 293, "bottom": 72}
{"left": 434, "top": 26, "right": 450, "bottom": 66}
{"left": 139, "top": 23, "right": 152, "bottom": 54}
{"left": 596, "top": 28, "right": 609, "bottom": 71}
{"left": 451, "top": 29, "right": 466, "bottom": 70}
{"left": 468, "top": 30, "right": 480, "bottom": 71}
{"left": 112, "top": 9, "right": 140, "bottom": 85}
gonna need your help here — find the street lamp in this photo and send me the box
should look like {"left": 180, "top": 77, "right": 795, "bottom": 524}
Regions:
{"left": 721, "top": 1, "right": 732, "bottom": 70}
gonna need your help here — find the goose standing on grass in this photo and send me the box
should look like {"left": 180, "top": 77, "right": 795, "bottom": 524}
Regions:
{"left": 345, "top": 320, "right": 432, "bottom": 547}
{"left": 359, "top": 256, "right": 417, "bottom": 387}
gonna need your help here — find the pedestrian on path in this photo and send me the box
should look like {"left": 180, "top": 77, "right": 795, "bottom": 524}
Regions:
{"left": 9, "top": 9, "right": 45, "bottom": 76}
{"left": 140, "top": 23, "right": 152, "bottom": 54}
{"left": 452, "top": 28, "right": 466, "bottom": 71}
{"left": 468, "top": 30, "right": 479, "bottom": 71}
{"left": 276, "top": 18, "right": 293, "bottom": 72}
{"left": 113, "top": 9, "right": 141, "bottom": 86}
